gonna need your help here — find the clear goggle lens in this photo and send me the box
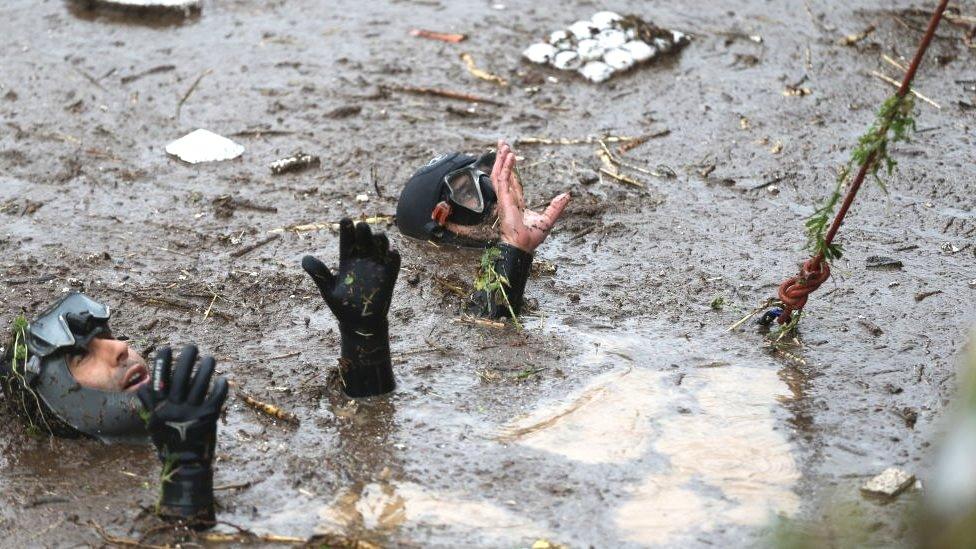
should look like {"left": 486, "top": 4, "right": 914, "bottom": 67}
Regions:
{"left": 445, "top": 169, "right": 487, "bottom": 213}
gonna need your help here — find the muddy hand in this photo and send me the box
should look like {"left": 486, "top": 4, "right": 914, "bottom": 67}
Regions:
{"left": 138, "top": 345, "right": 228, "bottom": 526}
{"left": 493, "top": 139, "right": 571, "bottom": 253}
{"left": 301, "top": 218, "right": 400, "bottom": 398}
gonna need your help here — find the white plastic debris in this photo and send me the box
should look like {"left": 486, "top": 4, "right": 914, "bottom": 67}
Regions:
{"left": 549, "top": 30, "right": 571, "bottom": 45}
{"left": 579, "top": 61, "right": 614, "bottom": 83}
{"left": 597, "top": 29, "right": 627, "bottom": 50}
{"left": 577, "top": 39, "right": 604, "bottom": 61}
{"left": 591, "top": 11, "right": 623, "bottom": 29}
{"left": 622, "top": 40, "right": 657, "bottom": 62}
{"left": 523, "top": 43, "right": 557, "bottom": 64}
{"left": 568, "top": 20, "right": 598, "bottom": 40}
{"left": 603, "top": 48, "right": 635, "bottom": 71}
{"left": 165, "top": 129, "right": 244, "bottom": 164}
{"left": 552, "top": 50, "right": 582, "bottom": 70}
{"left": 520, "top": 13, "right": 688, "bottom": 84}
{"left": 861, "top": 468, "right": 915, "bottom": 498}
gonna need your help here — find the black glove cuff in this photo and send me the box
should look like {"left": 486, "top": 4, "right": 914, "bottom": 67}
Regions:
{"left": 338, "top": 321, "right": 395, "bottom": 398}
{"left": 487, "top": 243, "right": 534, "bottom": 318}
{"left": 159, "top": 462, "right": 214, "bottom": 523}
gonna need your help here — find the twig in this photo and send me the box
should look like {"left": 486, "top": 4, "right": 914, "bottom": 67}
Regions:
{"left": 617, "top": 129, "right": 670, "bottom": 153}
{"left": 410, "top": 29, "right": 466, "bottom": 43}
{"left": 213, "top": 481, "right": 253, "bottom": 492}
{"left": 460, "top": 53, "right": 508, "bottom": 86}
{"left": 238, "top": 391, "right": 300, "bottom": 425}
{"left": 268, "top": 351, "right": 302, "bottom": 360}
{"left": 202, "top": 292, "right": 218, "bottom": 320}
{"left": 230, "top": 234, "right": 281, "bottom": 258}
{"left": 389, "top": 84, "right": 502, "bottom": 105}
{"left": 516, "top": 135, "right": 641, "bottom": 146}
{"left": 269, "top": 215, "right": 395, "bottom": 234}
{"left": 120, "top": 65, "right": 176, "bottom": 85}
{"left": 90, "top": 521, "right": 169, "bottom": 549}
{"left": 454, "top": 315, "right": 506, "bottom": 329}
{"left": 869, "top": 70, "right": 941, "bottom": 109}
{"left": 882, "top": 53, "right": 909, "bottom": 72}
{"left": 176, "top": 69, "right": 213, "bottom": 118}
{"left": 839, "top": 24, "right": 876, "bottom": 46}
{"left": 70, "top": 65, "right": 106, "bottom": 91}
{"left": 199, "top": 532, "right": 306, "bottom": 544}
{"left": 599, "top": 168, "right": 643, "bottom": 188}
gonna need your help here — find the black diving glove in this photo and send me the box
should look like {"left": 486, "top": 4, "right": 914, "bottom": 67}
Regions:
{"left": 137, "top": 345, "right": 228, "bottom": 526}
{"left": 473, "top": 242, "right": 534, "bottom": 319}
{"left": 302, "top": 218, "right": 401, "bottom": 397}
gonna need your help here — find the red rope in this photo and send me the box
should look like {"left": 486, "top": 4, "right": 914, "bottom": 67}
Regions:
{"left": 777, "top": 0, "right": 949, "bottom": 324}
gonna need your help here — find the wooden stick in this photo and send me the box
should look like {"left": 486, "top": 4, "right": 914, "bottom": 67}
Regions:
{"left": 410, "top": 29, "right": 466, "bottom": 43}
{"left": 869, "top": 70, "right": 941, "bottom": 109}
{"left": 238, "top": 391, "right": 300, "bottom": 425}
{"left": 390, "top": 85, "right": 502, "bottom": 106}
{"left": 460, "top": 53, "right": 508, "bottom": 86}
{"left": 230, "top": 234, "right": 281, "bottom": 258}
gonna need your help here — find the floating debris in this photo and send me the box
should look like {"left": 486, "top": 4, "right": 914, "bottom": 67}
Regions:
{"left": 74, "top": 0, "right": 201, "bottom": 16}
{"left": 522, "top": 12, "right": 689, "bottom": 83}
{"left": 238, "top": 391, "right": 299, "bottom": 426}
{"left": 165, "top": 129, "right": 243, "bottom": 164}
{"left": 460, "top": 53, "right": 508, "bottom": 86}
{"left": 865, "top": 255, "right": 903, "bottom": 271}
{"left": 410, "top": 29, "right": 466, "bottom": 43}
{"left": 861, "top": 467, "right": 915, "bottom": 499}
{"left": 269, "top": 151, "right": 320, "bottom": 175}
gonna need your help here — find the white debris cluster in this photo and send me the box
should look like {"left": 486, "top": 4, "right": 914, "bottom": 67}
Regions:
{"left": 522, "top": 11, "right": 688, "bottom": 83}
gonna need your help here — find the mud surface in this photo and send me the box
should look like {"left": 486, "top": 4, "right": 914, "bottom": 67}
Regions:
{"left": 1, "top": 0, "right": 975, "bottom": 546}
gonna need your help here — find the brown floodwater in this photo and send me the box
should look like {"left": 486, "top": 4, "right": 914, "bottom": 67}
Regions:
{"left": 0, "top": 0, "right": 974, "bottom": 546}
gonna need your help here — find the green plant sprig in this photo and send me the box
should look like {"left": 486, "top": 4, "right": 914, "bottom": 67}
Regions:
{"left": 805, "top": 94, "right": 916, "bottom": 262}
{"left": 474, "top": 247, "right": 522, "bottom": 330}
{"left": 7, "top": 315, "right": 52, "bottom": 436}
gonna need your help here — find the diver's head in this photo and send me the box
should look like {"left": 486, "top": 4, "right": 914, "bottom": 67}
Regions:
{"left": 0, "top": 293, "right": 148, "bottom": 441}
{"left": 396, "top": 151, "right": 499, "bottom": 248}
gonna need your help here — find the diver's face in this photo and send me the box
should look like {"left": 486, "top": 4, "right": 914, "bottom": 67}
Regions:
{"left": 68, "top": 337, "right": 149, "bottom": 393}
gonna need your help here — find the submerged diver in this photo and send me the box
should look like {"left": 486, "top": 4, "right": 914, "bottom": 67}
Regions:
{"left": 396, "top": 139, "right": 571, "bottom": 318}
{"left": 1, "top": 293, "right": 228, "bottom": 523}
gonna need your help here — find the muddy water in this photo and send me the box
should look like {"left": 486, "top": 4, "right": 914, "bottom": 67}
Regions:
{"left": 1, "top": 0, "right": 976, "bottom": 546}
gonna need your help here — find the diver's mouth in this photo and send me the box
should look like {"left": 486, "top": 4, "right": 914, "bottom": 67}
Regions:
{"left": 122, "top": 363, "right": 149, "bottom": 392}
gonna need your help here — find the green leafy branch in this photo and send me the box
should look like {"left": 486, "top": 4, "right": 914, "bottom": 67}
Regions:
{"left": 156, "top": 452, "right": 180, "bottom": 514}
{"left": 474, "top": 247, "right": 522, "bottom": 330}
{"left": 805, "top": 94, "right": 916, "bottom": 262}
{"left": 7, "top": 315, "right": 52, "bottom": 436}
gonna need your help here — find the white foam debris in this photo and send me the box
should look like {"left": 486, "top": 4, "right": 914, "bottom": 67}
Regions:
{"left": 861, "top": 468, "right": 915, "bottom": 498}
{"left": 604, "top": 48, "right": 635, "bottom": 71}
{"left": 520, "top": 13, "right": 688, "bottom": 84}
{"left": 622, "top": 40, "right": 656, "bottom": 62}
{"left": 552, "top": 50, "right": 582, "bottom": 71}
{"left": 577, "top": 39, "right": 604, "bottom": 61}
{"left": 597, "top": 28, "right": 627, "bottom": 50}
{"left": 523, "top": 43, "right": 557, "bottom": 64}
{"left": 568, "top": 20, "right": 598, "bottom": 40}
{"left": 579, "top": 61, "right": 614, "bottom": 83}
{"left": 591, "top": 11, "right": 623, "bottom": 28}
{"left": 165, "top": 129, "right": 244, "bottom": 164}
